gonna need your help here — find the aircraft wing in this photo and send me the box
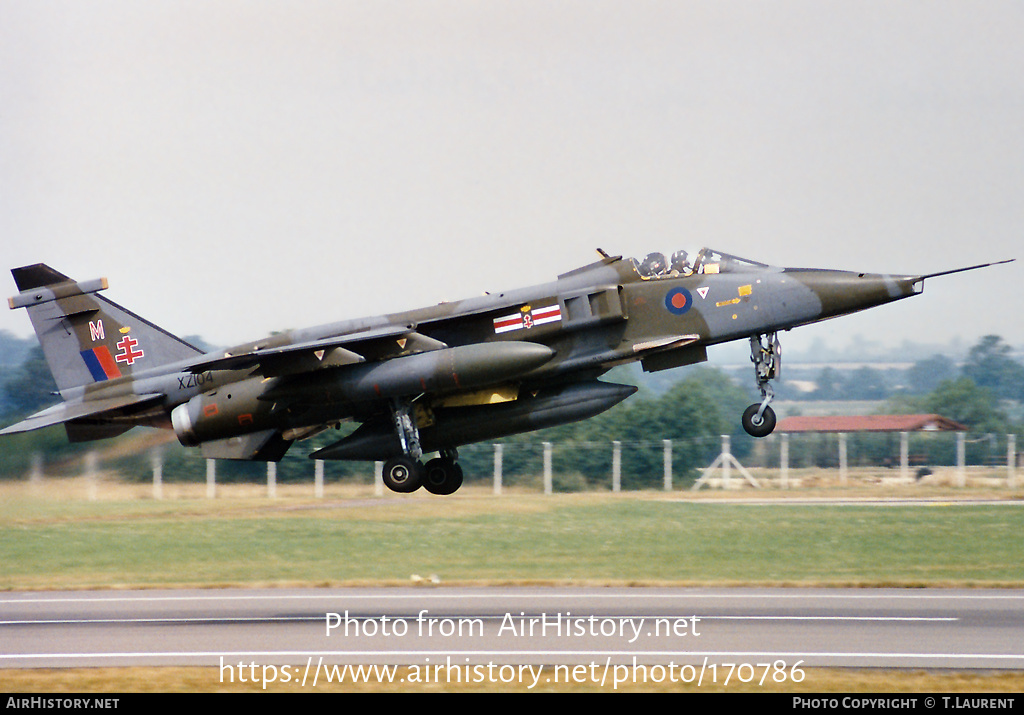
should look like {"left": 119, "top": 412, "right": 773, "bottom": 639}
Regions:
{"left": 185, "top": 327, "right": 449, "bottom": 377}
{"left": 0, "top": 393, "right": 165, "bottom": 436}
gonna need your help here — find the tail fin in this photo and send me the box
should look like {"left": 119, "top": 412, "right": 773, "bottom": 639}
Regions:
{"left": 9, "top": 264, "right": 202, "bottom": 394}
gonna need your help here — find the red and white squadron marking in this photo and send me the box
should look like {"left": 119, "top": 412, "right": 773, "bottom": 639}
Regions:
{"left": 493, "top": 304, "right": 562, "bottom": 334}
{"left": 115, "top": 334, "right": 145, "bottom": 365}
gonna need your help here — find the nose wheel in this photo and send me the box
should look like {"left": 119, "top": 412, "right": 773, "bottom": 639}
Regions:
{"left": 743, "top": 333, "right": 780, "bottom": 438}
{"left": 742, "top": 402, "right": 776, "bottom": 438}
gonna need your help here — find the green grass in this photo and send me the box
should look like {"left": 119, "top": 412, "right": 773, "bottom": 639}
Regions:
{"left": 3, "top": 487, "right": 1023, "bottom": 589}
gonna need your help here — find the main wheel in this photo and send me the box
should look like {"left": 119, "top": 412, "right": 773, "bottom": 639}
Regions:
{"left": 423, "top": 457, "right": 464, "bottom": 496}
{"left": 741, "top": 404, "right": 777, "bottom": 438}
{"left": 382, "top": 456, "right": 424, "bottom": 493}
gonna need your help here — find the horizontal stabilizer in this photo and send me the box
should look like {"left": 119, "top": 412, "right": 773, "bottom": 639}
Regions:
{"left": 0, "top": 393, "right": 164, "bottom": 436}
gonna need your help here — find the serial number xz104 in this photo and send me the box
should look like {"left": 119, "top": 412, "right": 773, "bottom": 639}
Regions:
{"left": 177, "top": 372, "right": 214, "bottom": 390}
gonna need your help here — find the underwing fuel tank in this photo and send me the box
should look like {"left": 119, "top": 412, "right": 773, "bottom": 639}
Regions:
{"left": 261, "top": 341, "right": 556, "bottom": 405}
{"left": 171, "top": 342, "right": 556, "bottom": 447}
{"left": 311, "top": 380, "right": 638, "bottom": 461}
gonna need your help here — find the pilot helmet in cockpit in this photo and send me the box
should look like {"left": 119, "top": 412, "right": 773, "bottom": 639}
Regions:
{"left": 670, "top": 250, "right": 690, "bottom": 274}
{"left": 639, "top": 252, "right": 668, "bottom": 278}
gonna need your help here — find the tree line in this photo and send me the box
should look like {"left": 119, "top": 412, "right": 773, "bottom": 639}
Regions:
{"left": 804, "top": 335, "right": 1024, "bottom": 408}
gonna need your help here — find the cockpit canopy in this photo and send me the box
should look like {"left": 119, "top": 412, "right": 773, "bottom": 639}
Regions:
{"left": 630, "top": 248, "right": 772, "bottom": 280}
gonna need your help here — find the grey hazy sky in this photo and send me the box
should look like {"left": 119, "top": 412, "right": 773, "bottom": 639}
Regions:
{"left": 2, "top": 1, "right": 1022, "bottom": 355}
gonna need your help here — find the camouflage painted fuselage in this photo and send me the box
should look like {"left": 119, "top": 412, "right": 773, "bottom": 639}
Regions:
{"left": 5, "top": 247, "right": 988, "bottom": 469}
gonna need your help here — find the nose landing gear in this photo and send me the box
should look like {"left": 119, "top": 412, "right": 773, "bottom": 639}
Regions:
{"left": 742, "top": 333, "right": 780, "bottom": 438}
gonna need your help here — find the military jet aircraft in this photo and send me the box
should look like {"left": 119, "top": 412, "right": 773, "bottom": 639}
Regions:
{"left": 3, "top": 248, "right": 1012, "bottom": 494}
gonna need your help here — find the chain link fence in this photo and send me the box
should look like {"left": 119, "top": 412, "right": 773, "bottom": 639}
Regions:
{"left": 16, "top": 429, "right": 1022, "bottom": 497}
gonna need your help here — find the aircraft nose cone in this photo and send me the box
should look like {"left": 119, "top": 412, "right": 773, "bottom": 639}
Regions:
{"left": 785, "top": 270, "right": 919, "bottom": 322}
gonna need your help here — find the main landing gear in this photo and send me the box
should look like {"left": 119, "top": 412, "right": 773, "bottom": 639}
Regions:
{"left": 380, "top": 400, "right": 464, "bottom": 495}
{"left": 381, "top": 451, "right": 464, "bottom": 495}
{"left": 742, "top": 333, "right": 780, "bottom": 438}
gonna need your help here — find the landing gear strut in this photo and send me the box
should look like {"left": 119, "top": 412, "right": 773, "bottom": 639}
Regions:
{"left": 381, "top": 401, "right": 463, "bottom": 495}
{"left": 742, "top": 333, "right": 780, "bottom": 438}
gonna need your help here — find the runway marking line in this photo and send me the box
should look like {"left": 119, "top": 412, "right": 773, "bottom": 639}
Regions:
{"left": 0, "top": 614, "right": 959, "bottom": 626}
{"left": 3, "top": 650, "right": 1024, "bottom": 663}
{"left": 4, "top": 591, "right": 1024, "bottom": 604}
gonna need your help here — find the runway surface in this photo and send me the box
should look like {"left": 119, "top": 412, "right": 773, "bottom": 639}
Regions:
{"left": 3, "top": 586, "right": 1024, "bottom": 676}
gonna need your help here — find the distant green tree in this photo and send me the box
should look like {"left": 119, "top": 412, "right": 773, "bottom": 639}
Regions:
{"left": 811, "top": 367, "right": 844, "bottom": 400}
{"left": 962, "top": 335, "right": 1024, "bottom": 401}
{"left": 554, "top": 368, "right": 751, "bottom": 489}
{"left": 2, "top": 346, "right": 58, "bottom": 417}
{"left": 923, "top": 377, "right": 1009, "bottom": 434}
{"left": 840, "top": 366, "right": 889, "bottom": 400}
{"left": 0, "top": 330, "right": 33, "bottom": 369}
{"left": 905, "top": 355, "right": 956, "bottom": 395}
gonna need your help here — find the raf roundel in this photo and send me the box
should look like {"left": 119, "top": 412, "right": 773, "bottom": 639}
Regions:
{"left": 664, "top": 287, "right": 693, "bottom": 315}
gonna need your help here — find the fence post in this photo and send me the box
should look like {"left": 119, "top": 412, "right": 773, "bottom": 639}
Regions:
{"left": 956, "top": 432, "right": 966, "bottom": 487}
{"left": 267, "top": 462, "right": 277, "bottom": 498}
{"left": 663, "top": 439, "right": 672, "bottom": 491}
{"left": 543, "top": 442, "right": 552, "bottom": 495}
{"left": 900, "top": 432, "right": 909, "bottom": 482}
{"left": 839, "top": 432, "right": 848, "bottom": 486}
{"left": 780, "top": 432, "right": 789, "bottom": 489}
{"left": 374, "top": 461, "right": 383, "bottom": 496}
{"left": 493, "top": 444, "right": 503, "bottom": 495}
{"left": 693, "top": 434, "right": 759, "bottom": 490}
{"left": 206, "top": 459, "right": 216, "bottom": 499}
{"left": 612, "top": 441, "right": 621, "bottom": 492}
{"left": 1009, "top": 434, "right": 1017, "bottom": 489}
{"left": 722, "top": 435, "right": 731, "bottom": 489}
{"left": 315, "top": 459, "right": 324, "bottom": 498}
{"left": 151, "top": 446, "right": 163, "bottom": 500}
{"left": 85, "top": 450, "right": 98, "bottom": 501}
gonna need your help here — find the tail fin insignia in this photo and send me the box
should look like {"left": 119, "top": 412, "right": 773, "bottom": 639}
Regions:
{"left": 80, "top": 346, "right": 123, "bottom": 381}
{"left": 8, "top": 263, "right": 200, "bottom": 393}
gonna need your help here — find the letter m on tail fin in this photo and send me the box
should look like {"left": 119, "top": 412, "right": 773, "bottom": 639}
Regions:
{"left": 9, "top": 264, "right": 202, "bottom": 393}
